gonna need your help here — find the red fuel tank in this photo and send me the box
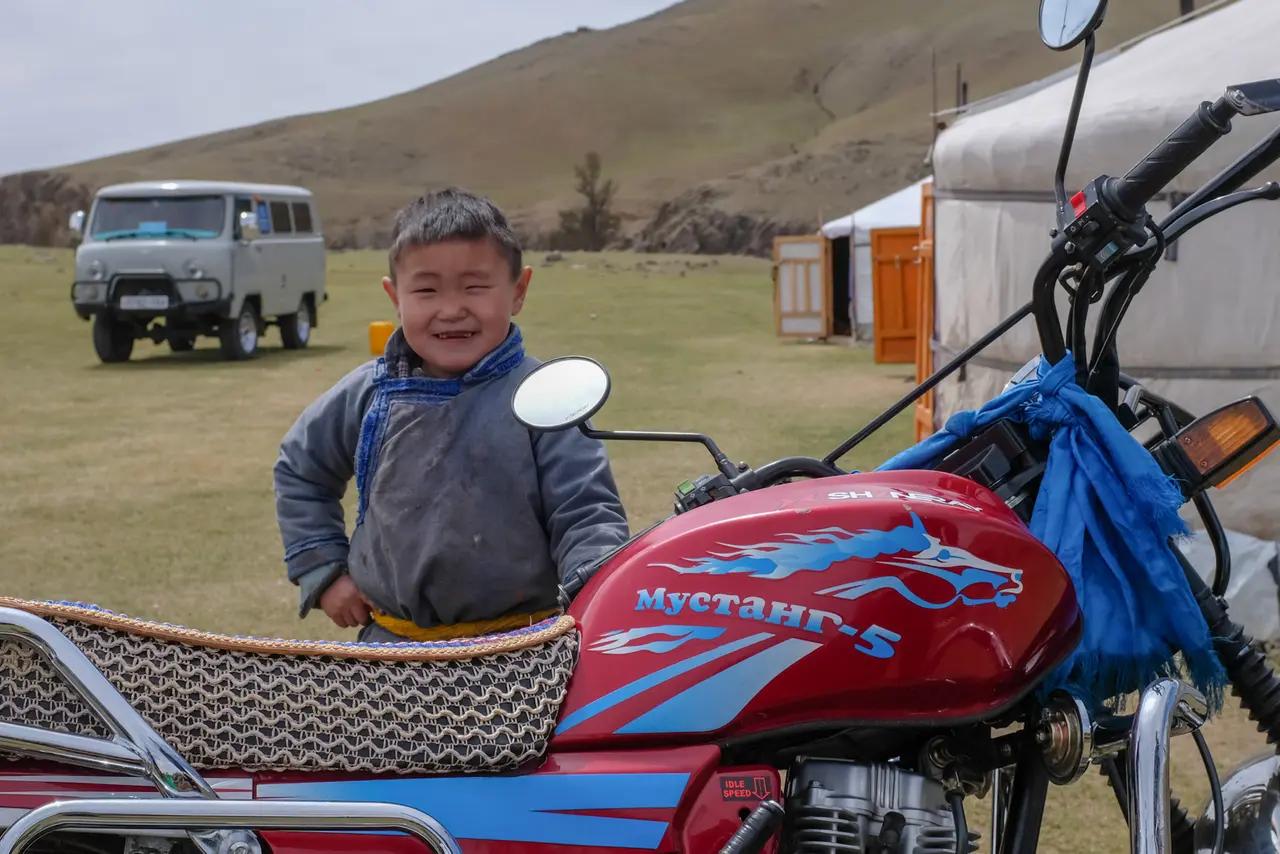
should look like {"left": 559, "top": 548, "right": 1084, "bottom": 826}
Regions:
{"left": 555, "top": 470, "right": 1080, "bottom": 748}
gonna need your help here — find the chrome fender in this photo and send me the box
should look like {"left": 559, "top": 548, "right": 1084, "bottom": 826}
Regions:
{"left": 1194, "top": 753, "right": 1280, "bottom": 853}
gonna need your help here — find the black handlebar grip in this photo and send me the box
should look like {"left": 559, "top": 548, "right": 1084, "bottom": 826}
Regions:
{"left": 1105, "top": 98, "right": 1235, "bottom": 220}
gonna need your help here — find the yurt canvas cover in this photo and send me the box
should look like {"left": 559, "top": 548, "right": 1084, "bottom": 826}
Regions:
{"left": 930, "top": 0, "right": 1280, "bottom": 632}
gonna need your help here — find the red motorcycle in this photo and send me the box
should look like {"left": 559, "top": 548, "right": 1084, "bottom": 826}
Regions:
{"left": 6, "top": 1, "right": 1280, "bottom": 852}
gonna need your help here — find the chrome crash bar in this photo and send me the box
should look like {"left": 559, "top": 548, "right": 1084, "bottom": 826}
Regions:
{"left": 0, "top": 799, "right": 462, "bottom": 854}
{"left": 1129, "top": 677, "right": 1209, "bottom": 854}
{"left": 0, "top": 606, "right": 212, "bottom": 799}
{"left": 0, "top": 607, "right": 464, "bottom": 854}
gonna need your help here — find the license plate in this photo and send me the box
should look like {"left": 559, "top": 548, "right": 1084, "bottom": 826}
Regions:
{"left": 119, "top": 294, "right": 169, "bottom": 311}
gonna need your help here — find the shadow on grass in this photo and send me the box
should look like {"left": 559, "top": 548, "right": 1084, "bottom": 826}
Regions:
{"left": 86, "top": 344, "right": 349, "bottom": 372}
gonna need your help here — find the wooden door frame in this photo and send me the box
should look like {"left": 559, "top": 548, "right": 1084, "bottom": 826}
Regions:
{"left": 772, "top": 235, "right": 833, "bottom": 339}
{"left": 870, "top": 226, "right": 921, "bottom": 363}
{"left": 914, "top": 182, "right": 936, "bottom": 441}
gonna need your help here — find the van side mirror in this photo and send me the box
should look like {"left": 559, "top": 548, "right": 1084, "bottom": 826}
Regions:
{"left": 238, "top": 210, "right": 261, "bottom": 241}
{"left": 67, "top": 210, "right": 85, "bottom": 236}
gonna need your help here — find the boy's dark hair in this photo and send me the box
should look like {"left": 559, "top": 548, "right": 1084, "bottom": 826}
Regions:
{"left": 388, "top": 187, "right": 523, "bottom": 280}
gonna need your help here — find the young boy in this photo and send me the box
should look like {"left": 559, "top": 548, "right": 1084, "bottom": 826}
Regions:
{"left": 273, "top": 188, "right": 629, "bottom": 641}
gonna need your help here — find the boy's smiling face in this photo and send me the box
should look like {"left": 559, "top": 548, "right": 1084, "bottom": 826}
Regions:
{"left": 383, "top": 238, "right": 531, "bottom": 378}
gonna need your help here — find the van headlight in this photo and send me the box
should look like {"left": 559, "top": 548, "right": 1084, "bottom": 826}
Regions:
{"left": 183, "top": 259, "right": 205, "bottom": 280}
{"left": 73, "top": 283, "right": 107, "bottom": 303}
{"left": 176, "top": 280, "right": 220, "bottom": 302}
{"left": 88, "top": 260, "right": 105, "bottom": 281}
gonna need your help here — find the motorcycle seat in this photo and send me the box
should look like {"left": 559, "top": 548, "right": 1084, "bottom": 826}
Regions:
{"left": 0, "top": 596, "right": 577, "bottom": 775}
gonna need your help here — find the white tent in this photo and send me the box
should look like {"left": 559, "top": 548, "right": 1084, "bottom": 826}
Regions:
{"left": 931, "top": 0, "right": 1280, "bottom": 632}
{"left": 821, "top": 178, "right": 929, "bottom": 338}
{"left": 933, "top": 0, "right": 1280, "bottom": 536}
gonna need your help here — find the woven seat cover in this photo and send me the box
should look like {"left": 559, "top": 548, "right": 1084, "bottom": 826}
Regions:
{"left": 0, "top": 597, "right": 578, "bottom": 774}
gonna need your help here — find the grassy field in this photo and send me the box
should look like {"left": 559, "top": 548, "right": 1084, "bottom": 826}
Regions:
{"left": 0, "top": 246, "right": 914, "bottom": 634}
{"left": 0, "top": 245, "right": 1271, "bottom": 851}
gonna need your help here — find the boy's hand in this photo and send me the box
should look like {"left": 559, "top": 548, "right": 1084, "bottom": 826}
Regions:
{"left": 319, "top": 574, "right": 372, "bottom": 628}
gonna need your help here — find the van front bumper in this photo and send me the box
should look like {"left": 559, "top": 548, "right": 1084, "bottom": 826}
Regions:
{"left": 70, "top": 278, "right": 230, "bottom": 321}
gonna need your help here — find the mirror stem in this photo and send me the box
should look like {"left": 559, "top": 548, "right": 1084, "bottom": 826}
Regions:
{"left": 1055, "top": 34, "right": 1096, "bottom": 228}
{"left": 580, "top": 425, "right": 740, "bottom": 480}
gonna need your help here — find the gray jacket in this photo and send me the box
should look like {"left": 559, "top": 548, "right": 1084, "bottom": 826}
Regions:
{"left": 273, "top": 325, "right": 628, "bottom": 631}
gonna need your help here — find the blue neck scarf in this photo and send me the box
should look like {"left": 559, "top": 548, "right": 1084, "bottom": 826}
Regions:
{"left": 878, "top": 354, "right": 1224, "bottom": 708}
{"left": 378, "top": 324, "right": 526, "bottom": 394}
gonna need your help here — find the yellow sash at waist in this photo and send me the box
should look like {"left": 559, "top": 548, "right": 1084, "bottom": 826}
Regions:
{"left": 370, "top": 608, "right": 559, "bottom": 641}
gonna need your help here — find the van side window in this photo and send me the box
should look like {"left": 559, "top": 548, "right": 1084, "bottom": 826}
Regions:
{"left": 233, "top": 198, "right": 252, "bottom": 238}
{"left": 269, "top": 201, "right": 294, "bottom": 234}
{"left": 291, "top": 202, "right": 313, "bottom": 233}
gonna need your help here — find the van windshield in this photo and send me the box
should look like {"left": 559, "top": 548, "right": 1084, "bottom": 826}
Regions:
{"left": 90, "top": 196, "right": 225, "bottom": 241}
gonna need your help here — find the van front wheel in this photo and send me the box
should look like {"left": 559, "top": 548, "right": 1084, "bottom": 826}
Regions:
{"left": 92, "top": 313, "right": 134, "bottom": 363}
{"left": 279, "top": 296, "right": 313, "bottom": 350}
{"left": 220, "top": 302, "right": 260, "bottom": 360}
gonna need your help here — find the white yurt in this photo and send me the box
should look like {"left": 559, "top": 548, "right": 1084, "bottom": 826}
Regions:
{"left": 930, "top": 0, "right": 1280, "bottom": 633}
{"left": 821, "top": 178, "right": 929, "bottom": 339}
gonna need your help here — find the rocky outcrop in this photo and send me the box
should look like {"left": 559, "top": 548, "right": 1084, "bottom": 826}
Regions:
{"left": 628, "top": 185, "right": 813, "bottom": 257}
{"left": 0, "top": 171, "right": 93, "bottom": 246}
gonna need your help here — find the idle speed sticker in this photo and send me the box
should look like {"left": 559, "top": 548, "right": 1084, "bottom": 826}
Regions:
{"left": 720, "top": 774, "right": 774, "bottom": 801}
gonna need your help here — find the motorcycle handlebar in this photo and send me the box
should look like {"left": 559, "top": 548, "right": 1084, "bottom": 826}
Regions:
{"left": 1104, "top": 97, "right": 1236, "bottom": 219}
{"left": 745, "top": 456, "right": 845, "bottom": 488}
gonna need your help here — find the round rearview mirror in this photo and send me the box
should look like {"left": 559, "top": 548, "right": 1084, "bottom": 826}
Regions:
{"left": 67, "top": 210, "right": 85, "bottom": 236}
{"left": 238, "top": 210, "right": 262, "bottom": 241}
{"left": 512, "top": 356, "right": 611, "bottom": 432}
{"left": 1038, "top": 0, "right": 1107, "bottom": 50}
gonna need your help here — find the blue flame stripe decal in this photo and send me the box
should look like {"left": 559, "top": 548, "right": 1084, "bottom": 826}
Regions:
{"left": 655, "top": 517, "right": 932, "bottom": 580}
{"left": 615, "top": 638, "right": 823, "bottom": 734}
{"left": 556, "top": 632, "right": 773, "bottom": 734}
{"left": 256, "top": 772, "right": 688, "bottom": 849}
{"left": 590, "top": 624, "right": 726, "bottom": 654}
{"left": 654, "top": 512, "right": 1024, "bottom": 610}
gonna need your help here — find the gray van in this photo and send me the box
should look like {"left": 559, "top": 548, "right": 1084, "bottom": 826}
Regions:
{"left": 68, "top": 180, "right": 326, "bottom": 362}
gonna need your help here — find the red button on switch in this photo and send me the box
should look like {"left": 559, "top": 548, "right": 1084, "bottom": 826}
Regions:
{"left": 1070, "top": 190, "right": 1088, "bottom": 216}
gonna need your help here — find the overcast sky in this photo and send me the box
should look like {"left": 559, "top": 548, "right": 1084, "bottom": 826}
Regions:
{"left": 0, "top": 1, "right": 675, "bottom": 177}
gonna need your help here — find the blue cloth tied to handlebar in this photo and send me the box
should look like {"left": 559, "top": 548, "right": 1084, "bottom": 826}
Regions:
{"left": 878, "top": 354, "right": 1224, "bottom": 707}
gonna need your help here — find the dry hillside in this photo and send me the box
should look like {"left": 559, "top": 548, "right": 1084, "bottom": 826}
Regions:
{"left": 1, "top": 0, "right": 1184, "bottom": 254}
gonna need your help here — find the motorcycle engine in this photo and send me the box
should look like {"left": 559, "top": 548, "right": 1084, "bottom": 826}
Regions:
{"left": 786, "top": 760, "right": 976, "bottom": 853}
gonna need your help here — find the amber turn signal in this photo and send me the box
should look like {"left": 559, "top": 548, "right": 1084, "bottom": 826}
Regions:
{"left": 1157, "top": 397, "right": 1280, "bottom": 495}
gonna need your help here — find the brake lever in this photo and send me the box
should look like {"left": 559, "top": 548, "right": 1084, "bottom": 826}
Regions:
{"left": 1162, "top": 181, "right": 1280, "bottom": 243}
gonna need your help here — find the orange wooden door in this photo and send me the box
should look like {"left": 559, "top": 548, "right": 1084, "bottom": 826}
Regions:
{"left": 914, "top": 182, "right": 936, "bottom": 441}
{"left": 871, "top": 226, "right": 921, "bottom": 363}
{"left": 772, "top": 236, "right": 832, "bottom": 339}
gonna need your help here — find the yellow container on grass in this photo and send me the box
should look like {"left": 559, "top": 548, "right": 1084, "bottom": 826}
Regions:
{"left": 369, "top": 321, "right": 395, "bottom": 355}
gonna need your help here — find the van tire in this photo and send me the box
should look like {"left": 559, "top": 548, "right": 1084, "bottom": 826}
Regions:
{"left": 219, "top": 301, "right": 260, "bottom": 360}
{"left": 279, "top": 296, "right": 313, "bottom": 350}
{"left": 168, "top": 336, "right": 195, "bottom": 352}
{"left": 92, "top": 313, "right": 134, "bottom": 363}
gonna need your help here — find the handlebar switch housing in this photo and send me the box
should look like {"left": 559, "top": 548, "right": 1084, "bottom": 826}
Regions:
{"left": 935, "top": 420, "right": 1049, "bottom": 522}
{"left": 1061, "top": 176, "right": 1150, "bottom": 269}
{"left": 674, "top": 472, "right": 738, "bottom": 514}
